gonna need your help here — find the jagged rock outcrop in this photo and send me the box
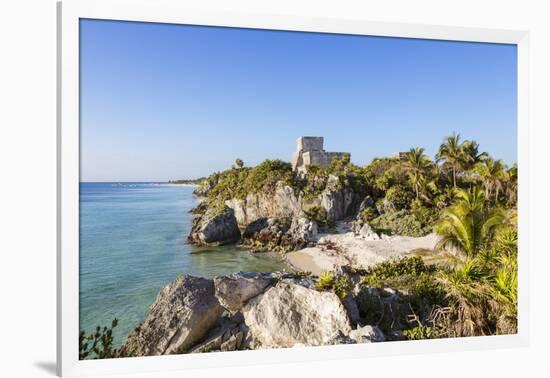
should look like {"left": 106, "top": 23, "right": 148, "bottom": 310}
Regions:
{"left": 351, "top": 219, "right": 381, "bottom": 241}
{"left": 317, "top": 175, "right": 359, "bottom": 222}
{"left": 120, "top": 270, "right": 395, "bottom": 357}
{"left": 187, "top": 207, "right": 241, "bottom": 246}
{"left": 321, "top": 188, "right": 354, "bottom": 222}
{"left": 349, "top": 325, "right": 386, "bottom": 343}
{"left": 119, "top": 275, "right": 224, "bottom": 356}
{"left": 241, "top": 281, "right": 352, "bottom": 348}
{"left": 189, "top": 315, "right": 247, "bottom": 353}
{"left": 225, "top": 184, "right": 303, "bottom": 226}
{"left": 214, "top": 272, "right": 275, "bottom": 314}
{"left": 241, "top": 217, "right": 317, "bottom": 253}
{"left": 357, "top": 195, "right": 376, "bottom": 214}
{"left": 289, "top": 217, "right": 318, "bottom": 243}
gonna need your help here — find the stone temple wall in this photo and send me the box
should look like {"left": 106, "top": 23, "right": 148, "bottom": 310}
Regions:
{"left": 291, "top": 136, "right": 349, "bottom": 175}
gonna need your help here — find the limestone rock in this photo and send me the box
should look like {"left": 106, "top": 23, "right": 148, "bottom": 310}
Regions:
{"left": 119, "top": 275, "right": 224, "bottom": 356}
{"left": 357, "top": 195, "right": 375, "bottom": 213}
{"left": 241, "top": 217, "right": 315, "bottom": 253}
{"left": 214, "top": 272, "right": 275, "bottom": 314}
{"left": 289, "top": 217, "right": 318, "bottom": 243}
{"left": 341, "top": 295, "right": 361, "bottom": 326}
{"left": 348, "top": 325, "right": 386, "bottom": 343}
{"left": 225, "top": 184, "right": 303, "bottom": 226}
{"left": 220, "top": 332, "right": 244, "bottom": 352}
{"left": 321, "top": 178, "right": 354, "bottom": 221}
{"left": 188, "top": 207, "right": 241, "bottom": 246}
{"left": 241, "top": 217, "right": 291, "bottom": 252}
{"left": 189, "top": 319, "right": 245, "bottom": 353}
{"left": 242, "top": 282, "right": 352, "bottom": 348}
{"left": 193, "top": 179, "right": 215, "bottom": 197}
{"left": 352, "top": 219, "right": 381, "bottom": 240}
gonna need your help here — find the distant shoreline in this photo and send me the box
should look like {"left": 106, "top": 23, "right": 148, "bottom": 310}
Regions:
{"left": 160, "top": 183, "right": 198, "bottom": 187}
{"left": 79, "top": 182, "right": 198, "bottom": 187}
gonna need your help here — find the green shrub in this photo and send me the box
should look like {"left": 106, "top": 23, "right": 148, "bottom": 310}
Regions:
{"left": 204, "top": 159, "right": 296, "bottom": 208}
{"left": 370, "top": 210, "right": 431, "bottom": 237}
{"left": 304, "top": 205, "right": 330, "bottom": 226}
{"left": 410, "top": 198, "right": 439, "bottom": 227}
{"left": 316, "top": 271, "right": 335, "bottom": 291}
{"left": 334, "top": 274, "right": 353, "bottom": 298}
{"left": 315, "top": 271, "right": 352, "bottom": 298}
{"left": 358, "top": 207, "right": 378, "bottom": 223}
{"left": 362, "top": 256, "right": 436, "bottom": 286}
{"left": 403, "top": 326, "right": 437, "bottom": 340}
{"left": 385, "top": 185, "right": 414, "bottom": 210}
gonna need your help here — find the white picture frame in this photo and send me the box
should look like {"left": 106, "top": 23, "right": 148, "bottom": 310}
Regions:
{"left": 57, "top": 0, "right": 530, "bottom": 376}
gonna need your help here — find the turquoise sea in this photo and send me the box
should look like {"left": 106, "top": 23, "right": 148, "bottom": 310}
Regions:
{"left": 79, "top": 182, "right": 288, "bottom": 347}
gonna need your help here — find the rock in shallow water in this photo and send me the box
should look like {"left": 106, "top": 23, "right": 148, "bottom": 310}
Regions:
{"left": 188, "top": 207, "right": 241, "bottom": 246}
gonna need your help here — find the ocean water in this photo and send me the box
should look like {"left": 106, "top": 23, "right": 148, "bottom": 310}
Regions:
{"left": 79, "top": 183, "right": 289, "bottom": 347}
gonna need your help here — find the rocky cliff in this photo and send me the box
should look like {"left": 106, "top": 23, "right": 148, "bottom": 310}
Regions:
{"left": 119, "top": 269, "right": 396, "bottom": 356}
{"left": 187, "top": 172, "right": 366, "bottom": 252}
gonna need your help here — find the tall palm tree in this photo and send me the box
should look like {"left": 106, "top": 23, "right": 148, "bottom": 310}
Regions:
{"left": 402, "top": 147, "right": 433, "bottom": 199}
{"left": 436, "top": 133, "right": 463, "bottom": 188}
{"left": 460, "top": 140, "right": 488, "bottom": 171}
{"left": 435, "top": 186, "right": 505, "bottom": 258}
{"left": 504, "top": 164, "right": 518, "bottom": 206}
{"left": 474, "top": 158, "right": 508, "bottom": 202}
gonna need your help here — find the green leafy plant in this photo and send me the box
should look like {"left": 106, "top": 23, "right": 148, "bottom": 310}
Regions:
{"left": 385, "top": 185, "right": 414, "bottom": 210}
{"left": 403, "top": 326, "right": 437, "bottom": 340}
{"left": 304, "top": 205, "right": 331, "bottom": 227}
{"left": 435, "top": 186, "right": 505, "bottom": 258}
{"left": 358, "top": 207, "right": 378, "bottom": 223}
{"left": 79, "top": 318, "right": 119, "bottom": 359}
{"left": 334, "top": 274, "right": 353, "bottom": 298}
{"left": 316, "top": 271, "right": 335, "bottom": 291}
{"left": 370, "top": 210, "right": 431, "bottom": 237}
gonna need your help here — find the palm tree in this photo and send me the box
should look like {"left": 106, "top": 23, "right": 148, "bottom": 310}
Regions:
{"left": 402, "top": 147, "right": 433, "bottom": 199}
{"left": 435, "top": 186, "right": 505, "bottom": 258}
{"left": 474, "top": 158, "right": 507, "bottom": 202}
{"left": 504, "top": 164, "right": 518, "bottom": 206}
{"left": 435, "top": 260, "right": 491, "bottom": 337}
{"left": 460, "top": 140, "right": 488, "bottom": 171}
{"left": 436, "top": 133, "right": 463, "bottom": 188}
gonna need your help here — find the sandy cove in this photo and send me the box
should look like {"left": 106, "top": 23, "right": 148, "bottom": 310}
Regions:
{"left": 285, "top": 222, "right": 439, "bottom": 275}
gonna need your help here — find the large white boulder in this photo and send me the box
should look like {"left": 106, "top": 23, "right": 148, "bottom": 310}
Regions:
{"left": 242, "top": 282, "right": 352, "bottom": 348}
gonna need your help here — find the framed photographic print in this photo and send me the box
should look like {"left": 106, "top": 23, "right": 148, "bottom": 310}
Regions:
{"left": 57, "top": 0, "right": 530, "bottom": 376}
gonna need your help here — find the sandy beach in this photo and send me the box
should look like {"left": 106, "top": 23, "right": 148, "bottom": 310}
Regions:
{"left": 286, "top": 230, "right": 439, "bottom": 275}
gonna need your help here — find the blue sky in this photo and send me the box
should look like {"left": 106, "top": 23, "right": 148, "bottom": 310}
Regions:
{"left": 80, "top": 19, "right": 517, "bottom": 182}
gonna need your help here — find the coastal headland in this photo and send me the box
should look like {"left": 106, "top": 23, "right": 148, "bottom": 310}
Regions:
{"left": 81, "top": 135, "right": 518, "bottom": 359}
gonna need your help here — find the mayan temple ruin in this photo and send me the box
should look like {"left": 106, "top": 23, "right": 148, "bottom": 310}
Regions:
{"left": 291, "top": 136, "right": 349, "bottom": 175}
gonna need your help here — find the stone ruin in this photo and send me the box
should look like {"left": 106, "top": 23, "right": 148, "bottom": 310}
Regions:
{"left": 291, "top": 136, "right": 349, "bottom": 176}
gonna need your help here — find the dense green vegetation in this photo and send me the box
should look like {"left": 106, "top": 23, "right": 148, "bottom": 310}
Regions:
{"left": 168, "top": 177, "right": 206, "bottom": 185}
{"left": 198, "top": 159, "right": 296, "bottom": 207}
